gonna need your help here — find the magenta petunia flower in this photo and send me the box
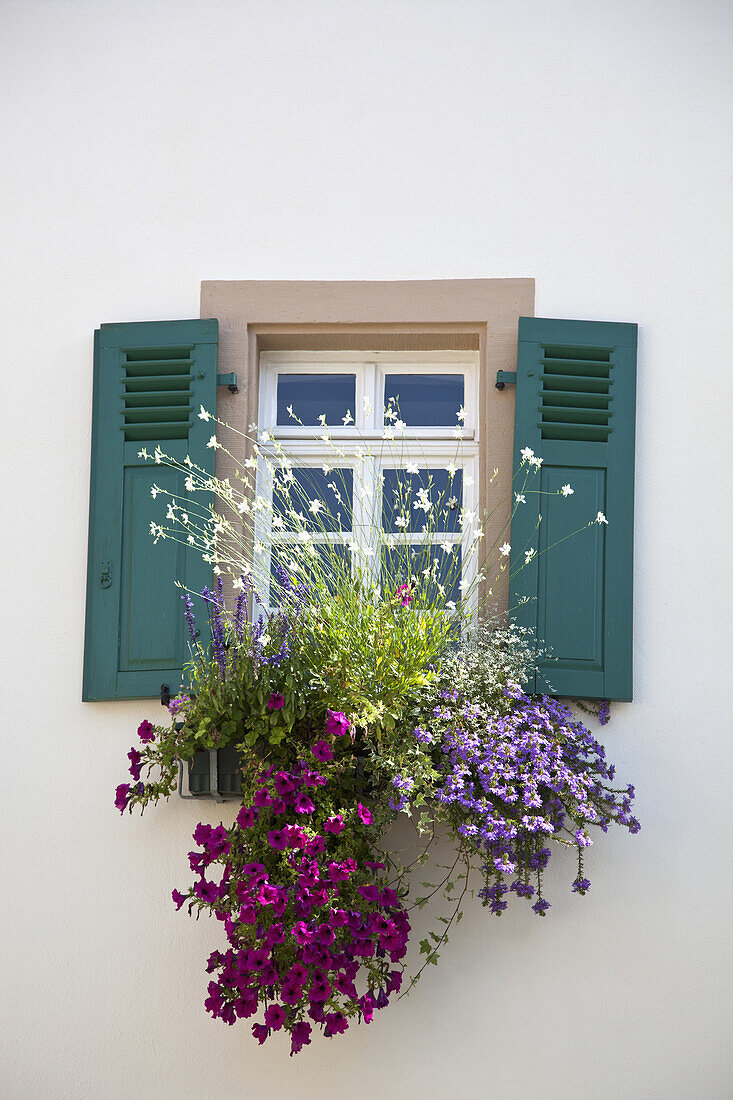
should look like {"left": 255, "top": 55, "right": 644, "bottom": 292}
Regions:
{"left": 236, "top": 806, "right": 258, "bottom": 828}
{"left": 171, "top": 889, "right": 187, "bottom": 911}
{"left": 267, "top": 692, "right": 285, "bottom": 711}
{"left": 127, "top": 748, "right": 142, "bottom": 781}
{"left": 294, "top": 794, "right": 315, "bottom": 814}
{"left": 263, "top": 1003, "right": 286, "bottom": 1031}
{"left": 324, "top": 814, "right": 344, "bottom": 834}
{"left": 326, "top": 710, "right": 351, "bottom": 738}
{"left": 290, "top": 1021, "right": 312, "bottom": 1056}
{"left": 114, "top": 783, "right": 131, "bottom": 813}
{"left": 357, "top": 802, "right": 373, "bottom": 825}
{"left": 267, "top": 828, "right": 289, "bottom": 851}
{"left": 253, "top": 787, "right": 273, "bottom": 808}
{"left": 358, "top": 884, "right": 380, "bottom": 902}
{"left": 311, "top": 739, "right": 334, "bottom": 763}
{"left": 324, "top": 1010, "right": 349, "bottom": 1036}
{"left": 251, "top": 1023, "right": 270, "bottom": 1044}
{"left": 194, "top": 879, "right": 220, "bottom": 904}
{"left": 137, "top": 719, "right": 155, "bottom": 743}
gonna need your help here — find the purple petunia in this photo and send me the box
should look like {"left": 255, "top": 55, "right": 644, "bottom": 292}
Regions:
{"left": 127, "top": 748, "right": 142, "bottom": 781}
{"left": 356, "top": 803, "right": 373, "bottom": 826}
{"left": 311, "top": 739, "right": 334, "bottom": 763}
{"left": 267, "top": 692, "right": 285, "bottom": 711}
{"left": 326, "top": 710, "right": 351, "bottom": 739}
{"left": 137, "top": 719, "right": 155, "bottom": 743}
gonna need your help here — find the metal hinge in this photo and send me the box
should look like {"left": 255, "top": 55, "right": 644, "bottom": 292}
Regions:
{"left": 217, "top": 373, "right": 238, "bottom": 394}
{"left": 495, "top": 371, "right": 517, "bottom": 390}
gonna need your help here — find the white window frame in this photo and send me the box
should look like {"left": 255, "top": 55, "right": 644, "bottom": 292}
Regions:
{"left": 255, "top": 351, "right": 481, "bottom": 614}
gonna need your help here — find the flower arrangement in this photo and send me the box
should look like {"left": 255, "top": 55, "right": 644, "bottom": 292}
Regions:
{"left": 115, "top": 408, "right": 639, "bottom": 1054}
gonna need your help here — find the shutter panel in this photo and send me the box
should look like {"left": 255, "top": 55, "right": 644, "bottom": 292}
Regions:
{"left": 509, "top": 317, "right": 637, "bottom": 700}
{"left": 83, "top": 319, "right": 218, "bottom": 700}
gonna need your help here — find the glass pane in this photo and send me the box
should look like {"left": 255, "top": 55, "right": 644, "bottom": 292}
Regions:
{"left": 384, "top": 374, "right": 464, "bottom": 427}
{"left": 273, "top": 467, "right": 353, "bottom": 533}
{"left": 270, "top": 542, "right": 351, "bottom": 606}
{"left": 382, "top": 544, "right": 462, "bottom": 607}
{"left": 382, "top": 468, "right": 462, "bottom": 533}
{"left": 277, "top": 374, "right": 356, "bottom": 426}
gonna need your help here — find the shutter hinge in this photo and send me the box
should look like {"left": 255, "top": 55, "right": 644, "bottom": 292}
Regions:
{"left": 495, "top": 371, "right": 517, "bottom": 390}
{"left": 217, "top": 373, "right": 238, "bottom": 394}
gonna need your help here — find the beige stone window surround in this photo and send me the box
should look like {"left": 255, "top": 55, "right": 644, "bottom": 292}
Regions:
{"left": 200, "top": 279, "right": 535, "bottom": 613}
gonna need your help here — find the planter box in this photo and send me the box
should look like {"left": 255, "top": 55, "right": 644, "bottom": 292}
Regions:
{"left": 182, "top": 746, "right": 243, "bottom": 800}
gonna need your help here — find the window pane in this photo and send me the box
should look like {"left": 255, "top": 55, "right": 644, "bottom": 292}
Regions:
{"left": 382, "top": 544, "right": 462, "bottom": 607}
{"left": 270, "top": 542, "right": 351, "bottom": 606}
{"left": 384, "top": 374, "right": 464, "bottom": 426}
{"left": 277, "top": 374, "right": 356, "bottom": 426}
{"left": 382, "top": 468, "right": 462, "bottom": 533}
{"left": 273, "top": 467, "right": 353, "bottom": 532}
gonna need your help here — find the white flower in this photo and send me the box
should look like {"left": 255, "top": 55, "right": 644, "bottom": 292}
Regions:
{"left": 259, "top": 431, "right": 270, "bottom": 444}
{"left": 254, "top": 542, "right": 266, "bottom": 555}
{"left": 198, "top": 405, "right": 210, "bottom": 422}
{"left": 154, "top": 446, "right": 162, "bottom": 465}
{"left": 406, "top": 462, "right": 419, "bottom": 475}
{"left": 342, "top": 409, "right": 354, "bottom": 425}
{"left": 596, "top": 511, "right": 608, "bottom": 525}
{"left": 308, "top": 499, "right": 323, "bottom": 515}
{"left": 213, "top": 565, "right": 222, "bottom": 575}
{"left": 150, "top": 485, "right": 159, "bottom": 499}
{"left": 286, "top": 404, "right": 295, "bottom": 419}
{"left": 138, "top": 447, "right": 149, "bottom": 460}
{"left": 459, "top": 508, "right": 477, "bottom": 526}
{"left": 413, "top": 488, "right": 432, "bottom": 513}
{"left": 207, "top": 435, "right": 219, "bottom": 449}
{"left": 232, "top": 576, "right": 245, "bottom": 590}
{"left": 187, "top": 535, "right": 195, "bottom": 545}
{"left": 184, "top": 475, "right": 195, "bottom": 492}
{"left": 447, "top": 462, "right": 457, "bottom": 479}
{"left": 529, "top": 455, "right": 543, "bottom": 467}
{"left": 260, "top": 633, "right": 270, "bottom": 649}
{"left": 524, "top": 548, "right": 536, "bottom": 564}
{"left": 395, "top": 516, "right": 408, "bottom": 528}
{"left": 515, "top": 493, "right": 526, "bottom": 504}
{"left": 440, "top": 541, "right": 454, "bottom": 554}
{"left": 561, "top": 484, "right": 574, "bottom": 497}
{"left": 272, "top": 514, "right": 285, "bottom": 529}
{"left": 453, "top": 426, "right": 464, "bottom": 439}
{"left": 317, "top": 413, "right": 327, "bottom": 426}
{"left": 499, "top": 542, "right": 511, "bottom": 557}
{"left": 520, "top": 447, "right": 534, "bottom": 462}
{"left": 382, "top": 427, "right": 395, "bottom": 441}
{"left": 446, "top": 600, "right": 457, "bottom": 611}
{"left": 384, "top": 405, "right": 397, "bottom": 421}
{"left": 447, "top": 496, "right": 458, "bottom": 510}
{"left": 457, "top": 405, "right": 466, "bottom": 422}
{"left": 393, "top": 419, "right": 407, "bottom": 433}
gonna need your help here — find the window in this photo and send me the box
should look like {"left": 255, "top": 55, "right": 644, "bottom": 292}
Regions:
{"left": 255, "top": 351, "right": 480, "bottom": 613}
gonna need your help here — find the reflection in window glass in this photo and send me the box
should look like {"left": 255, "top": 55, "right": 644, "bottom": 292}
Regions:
{"left": 382, "top": 468, "right": 462, "bottom": 534}
{"left": 382, "top": 544, "right": 462, "bottom": 607}
{"left": 270, "top": 542, "right": 351, "bottom": 606}
{"left": 272, "top": 468, "right": 353, "bottom": 533}
{"left": 276, "top": 374, "right": 356, "bottom": 426}
{"left": 384, "top": 374, "right": 464, "bottom": 427}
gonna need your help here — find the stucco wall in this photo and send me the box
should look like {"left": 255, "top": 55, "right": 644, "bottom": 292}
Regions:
{"left": 2, "top": 2, "right": 731, "bottom": 1097}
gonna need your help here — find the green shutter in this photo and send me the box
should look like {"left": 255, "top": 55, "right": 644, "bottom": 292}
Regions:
{"left": 83, "top": 319, "right": 218, "bottom": 701}
{"left": 509, "top": 317, "right": 637, "bottom": 700}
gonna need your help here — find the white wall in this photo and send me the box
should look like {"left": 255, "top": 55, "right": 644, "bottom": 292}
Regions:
{"left": 2, "top": 2, "right": 731, "bottom": 1097}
